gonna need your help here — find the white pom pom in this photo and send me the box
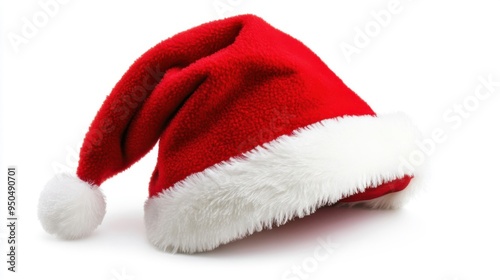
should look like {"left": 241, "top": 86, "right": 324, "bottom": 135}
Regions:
{"left": 38, "top": 173, "right": 106, "bottom": 239}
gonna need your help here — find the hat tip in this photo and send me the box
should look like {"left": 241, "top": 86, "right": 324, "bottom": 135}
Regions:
{"left": 38, "top": 173, "right": 106, "bottom": 239}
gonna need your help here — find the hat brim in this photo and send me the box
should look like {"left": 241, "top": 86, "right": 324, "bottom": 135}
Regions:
{"left": 144, "top": 113, "right": 421, "bottom": 253}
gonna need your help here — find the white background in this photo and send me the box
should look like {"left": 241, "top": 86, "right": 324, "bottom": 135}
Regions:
{"left": 1, "top": 0, "right": 500, "bottom": 279}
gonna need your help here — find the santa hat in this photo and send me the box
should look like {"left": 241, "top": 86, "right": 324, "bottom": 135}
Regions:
{"left": 38, "top": 14, "right": 421, "bottom": 253}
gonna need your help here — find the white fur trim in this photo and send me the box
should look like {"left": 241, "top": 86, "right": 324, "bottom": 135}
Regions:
{"left": 38, "top": 173, "right": 106, "bottom": 239}
{"left": 144, "top": 113, "right": 421, "bottom": 253}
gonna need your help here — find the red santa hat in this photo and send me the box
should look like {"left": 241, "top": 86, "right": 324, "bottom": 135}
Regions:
{"left": 38, "top": 14, "right": 421, "bottom": 253}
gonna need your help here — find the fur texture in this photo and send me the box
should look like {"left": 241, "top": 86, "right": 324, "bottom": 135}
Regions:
{"left": 38, "top": 174, "right": 106, "bottom": 239}
{"left": 144, "top": 113, "right": 420, "bottom": 253}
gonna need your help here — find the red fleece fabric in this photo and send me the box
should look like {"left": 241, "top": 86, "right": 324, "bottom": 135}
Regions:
{"left": 338, "top": 175, "right": 413, "bottom": 203}
{"left": 76, "top": 14, "right": 404, "bottom": 199}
